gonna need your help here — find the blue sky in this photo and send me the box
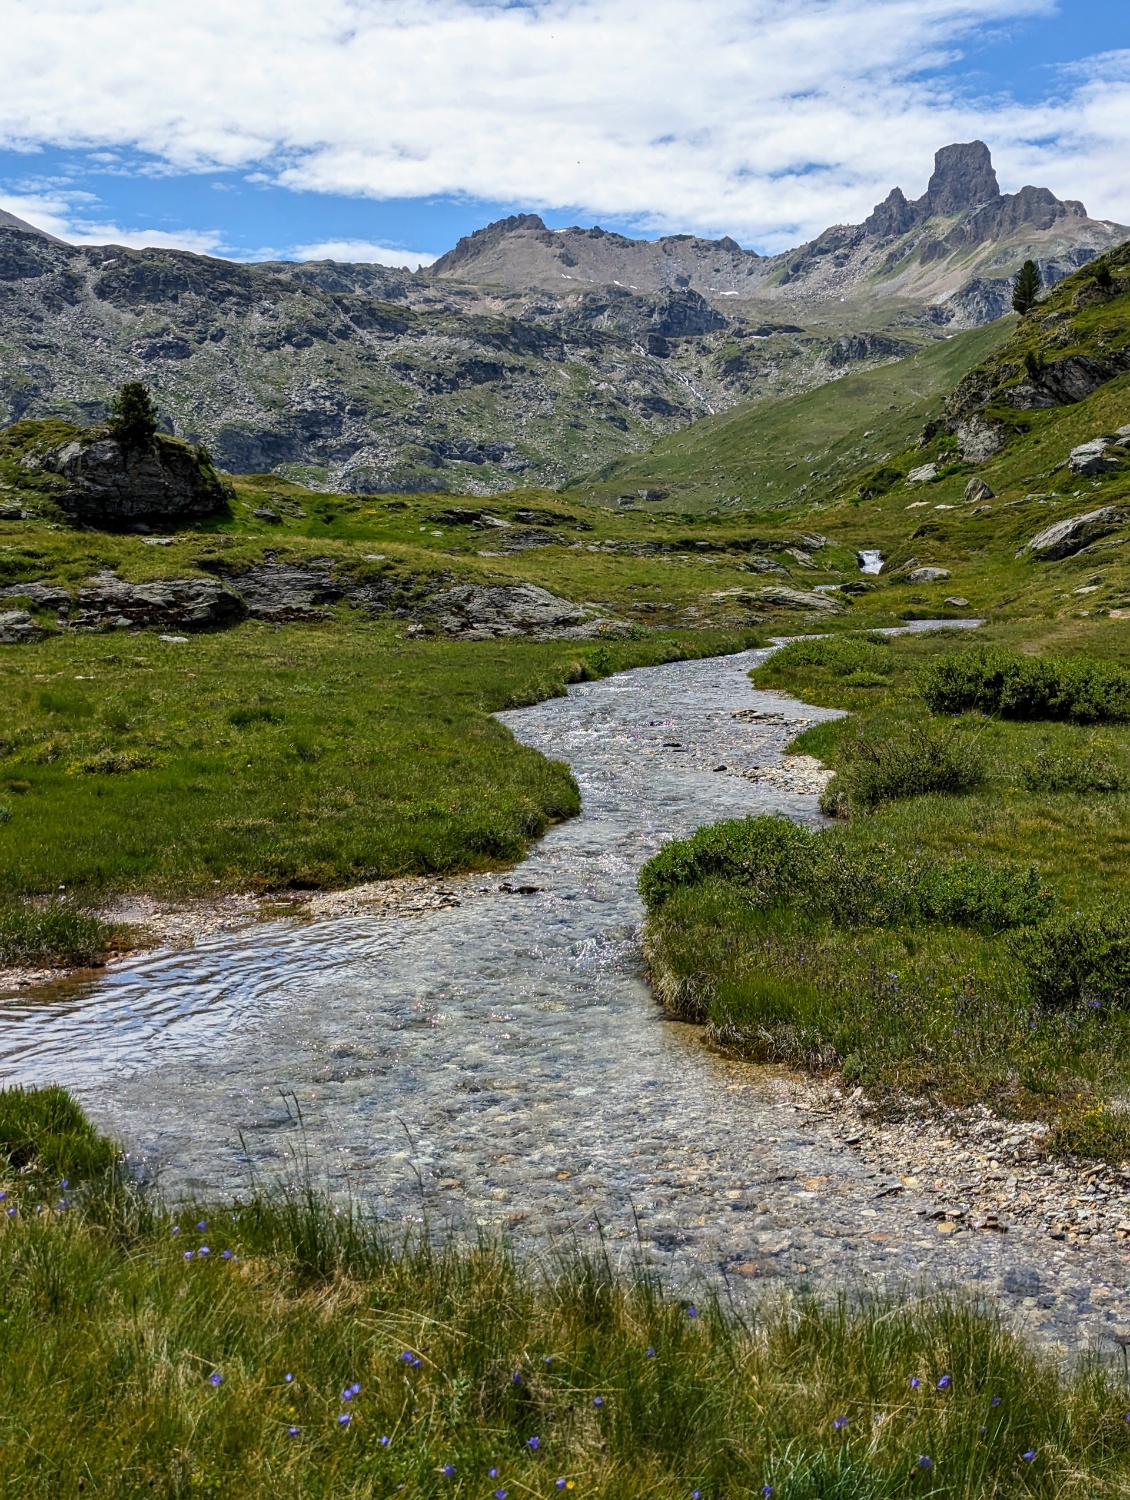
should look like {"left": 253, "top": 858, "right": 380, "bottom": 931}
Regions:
{"left": 0, "top": 0, "right": 1127, "bottom": 265}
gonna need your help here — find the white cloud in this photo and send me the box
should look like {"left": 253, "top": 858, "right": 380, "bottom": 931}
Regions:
{"left": 0, "top": 189, "right": 228, "bottom": 252}
{"left": 290, "top": 239, "right": 437, "bottom": 270}
{"left": 1, "top": 1, "right": 1128, "bottom": 248}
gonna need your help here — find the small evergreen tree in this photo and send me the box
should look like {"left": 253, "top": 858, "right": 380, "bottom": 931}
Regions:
{"left": 107, "top": 382, "right": 159, "bottom": 451}
{"left": 1012, "top": 260, "right": 1041, "bottom": 316}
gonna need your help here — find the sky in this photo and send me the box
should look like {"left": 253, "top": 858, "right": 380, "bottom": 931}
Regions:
{"left": 0, "top": 0, "right": 1127, "bottom": 267}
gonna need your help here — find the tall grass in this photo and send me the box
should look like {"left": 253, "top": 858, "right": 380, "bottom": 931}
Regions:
{"left": 0, "top": 899, "right": 114, "bottom": 967}
{"left": 2, "top": 1086, "right": 1130, "bottom": 1497}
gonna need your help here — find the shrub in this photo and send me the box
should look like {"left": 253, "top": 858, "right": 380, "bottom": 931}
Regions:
{"left": 821, "top": 719, "right": 984, "bottom": 814}
{"left": 1019, "top": 737, "right": 1129, "bottom": 793}
{"left": 640, "top": 815, "right": 1049, "bottom": 933}
{"left": 1011, "top": 905, "right": 1130, "bottom": 1011}
{"left": 919, "top": 646, "right": 1130, "bottom": 723}
{"left": 768, "top": 633, "right": 892, "bottom": 680}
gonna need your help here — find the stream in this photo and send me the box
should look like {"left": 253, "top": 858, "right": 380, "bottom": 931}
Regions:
{"left": 1, "top": 634, "right": 1126, "bottom": 1351}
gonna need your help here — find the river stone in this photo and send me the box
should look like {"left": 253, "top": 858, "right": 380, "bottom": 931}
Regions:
{"left": 756, "top": 586, "right": 843, "bottom": 613}
{"left": 421, "top": 582, "right": 588, "bottom": 639}
{"left": 1017, "top": 507, "right": 1123, "bottom": 560}
{"left": 39, "top": 435, "right": 232, "bottom": 525}
{"left": 72, "top": 575, "right": 246, "bottom": 631}
{"left": 1069, "top": 439, "right": 1123, "bottom": 477}
{"left": 954, "top": 417, "right": 1005, "bottom": 463}
{"left": 906, "top": 566, "right": 952, "bottom": 583}
{"left": 964, "top": 477, "right": 994, "bottom": 503}
{"left": 0, "top": 609, "right": 40, "bottom": 643}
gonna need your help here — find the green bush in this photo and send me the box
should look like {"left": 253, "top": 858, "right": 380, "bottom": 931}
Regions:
{"left": 1011, "top": 905, "right": 1130, "bottom": 1011}
{"left": 0, "top": 901, "right": 113, "bottom": 968}
{"left": 640, "top": 815, "right": 1049, "bottom": 933}
{"left": 0, "top": 1084, "right": 117, "bottom": 1180}
{"left": 768, "top": 632, "right": 892, "bottom": 679}
{"left": 920, "top": 646, "right": 1130, "bottom": 723}
{"left": 821, "top": 719, "right": 984, "bottom": 814}
{"left": 1020, "top": 737, "right": 1129, "bottom": 793}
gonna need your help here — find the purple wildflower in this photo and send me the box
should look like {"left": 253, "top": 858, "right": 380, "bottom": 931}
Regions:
{"left": 646, "top": 1347, "right": 656, "bottom": 1358}
{"left": 910, "top": 1377, "right": 920, "bottom": 1389}
{"left": 442, "top": 1464, "right": 455, "bottom": 1477}
{"left": 763, "top": 1489, "right": 773, "bottom": 1498}
{"left": 1023, "top": 1451, "right": 1036, "bottom": 1462}
{"left": 991, "top": 1396, "right": 1001, "bottom": 1408}
{"left": 593, "top": 1397, "right": 604, "bottom": 1408}
{"left": 937, "top": 1375, "right": 951, "bottom": 1390}
{"left": 528, "top": 1436, "right": 540, "bottom": 1450}
{"left": 209, "top": 1373, "right": 222, "bottom": 1386}
{"left": 221, "top": 1249, "right": 232, "bottom": 1260}
{"left": 918, "top": 1456, "right": 932, "bottom": 1470}
{"left": 170, "top": 1223, "right": 178, "bottom": 1235}
{"left": 495, "top": 1491, "right": 507, "bottom": 1499}
{"left": 199, "top": 1246, "right": 210, "bottom": 1256}
{"left": 197, "top": 1220, "right": 206, "bottom": 1231}
{"left": 380, "top": 1436, "right": 390, "bottom": 1447}
{"left": 338, "top": 1413, "right": 351, "bottom": 1427}
{"left": 833, "top": 1416, "right": 848, "bottom": 1431}
{"left": 342, "top": 1389, "right": 353, "bottom": 1401}
{"left": 513, "top": 1371, "right": 522, "bottom": 1384}
{"left": 184, "top": 1250, "right": 194, "bottom": 1260}
{"left": 687, "top": 1305, "right": 698, "bottom": 1318}
{"left": 489, "top": 1469, "right": 498, "bottom": 1479}
{"left": 285, "top": 1373, "right": 293, "bottom": 1383}
{"left": 288, "top": 1426, "right": 299, "bottom": 1437}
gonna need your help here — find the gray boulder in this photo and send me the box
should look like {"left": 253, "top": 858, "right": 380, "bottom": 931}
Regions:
{"left": 906, "top": 566, "right": 952, "bottom": 583}
{"left": 756, "top": 586, "right": 843, "bottom": 613}
{"left": 39, "top": 435, "right": 232, "bottom": 525}
{"left": 964, "top": 477, "right": 994, "bottom": 503}
{"left": 1017, "top": 506, "right": 1122, "bottom": 560}
{"left": 955, "top": 417, "right": 1005, "bottom": 463}
{"left": 1068, "top": 438, "right": 1123, "bottom": 476}
{"left": 218, "top": 561, "right": 344, "bottom": 621}
{"left": 421, "top": 583, "right": 588, "bottom": 639}
{"left": 0, "top": 609, "right": 40, "bottom": 643}
{"left": 906, "top": 462, "right": 939, "bottom": 485}
{"left": 72, "top": 575, "right": 246, "bottom": 631}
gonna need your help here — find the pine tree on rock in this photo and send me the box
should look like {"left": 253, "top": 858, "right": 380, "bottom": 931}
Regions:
{"left": 108, "top": 382, "right": 159, "bottom": 452}
{"left": 1012, "top": 260, "right": 1042, "bottom": 316}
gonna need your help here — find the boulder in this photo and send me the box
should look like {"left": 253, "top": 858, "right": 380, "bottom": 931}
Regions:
{"left": 421, "top": 582, "right": 588, "bottom": 639}
{"left": 218, "top": 561, "right": 344, "bottom": 621}
{"left": 755, "top": 586, "right": 843, "bottom": 613}
{"left": 1068, "top": 439, "right": 1123, "bottom": 477}
{"left": 741, "top": 557, "right": 789, "bottom": 575}
{"left": 944, "top": 596, "right": 970, "bottom": 607}
{"left": 72, "top": 575, "right": 246, "bottom": 631}
{"left": 40, "top": 435, "right": 232, "bottom": 525}
{"left": 1017, "top": 507, "right": 1122, "bottom": 560}
{"left": 954, "top": 417, "right": 1005, "bottom": 463}
{"left": 906, "top": 463, "right": 939, "bottom": 484}
{"left": 0, "top": 609, "right": 40, "bottom": 643}
{"left": 964, "top": 477, "right": 994, "bottom": 503}
{"left": 905, "top": 567, "right": 952, "bottom": 584}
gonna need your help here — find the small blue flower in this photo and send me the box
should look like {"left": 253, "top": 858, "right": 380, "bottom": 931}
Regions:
{"left": 288, "top": 1426, "right": 299, "bottom": 1436}
{"left": 991, "top": 1396, "right": 1001, "bottom": 1407}
{"left": 937, "top": 1375, "right": 951, "bottom": 1390}
{"left": 494, "top": 1491, "right": 507, "bottom": 1499}
{"left": 910, "top": 1377, "right": 920, "bottom": 1389}
{"left": 646, "top": 1347, "right": 656, "bottom": 1358}
{"left": 380, "top": 1436, "right": 391, "bottom": 1446}
{"left": 489, "top": 1469, "right": 498, "bottom": 1479}
{"left": 528, "top": 1435, "right": 540, "bottom": 1450}
{"left": 284, "top": 1373, "right": 293, "bottom": 1383}
{"left": 1022, "top": 1450, "right": 1036, "bottom": 1462}
{"left": 221, "top": 1249, "right": 232, "bottom": 1260}
{"left": 197, "top": 1220, "right": 207, "bottom": 1231}
{"left": 350, "top": 1383, "right": 361, "bottom": 1395}
{"left": 833, "top": 1416, "right": 847, "bottom": 1431}
{"left": 199, "top": 1246, "right": 210, "bottom": 1256}
{"left": 544, "top": 1355, "right": 553, "bottom": 1365}
{"left": 763, "top": 1488, "right": 773, "bottom": 1498}
{"left": 918, "top": 1456, "right": 932, "bottom": 1470}
{"left": 411, "top": 1357, "right": 422, "bottom": 1368}
{"left": 184, "top": 1250, "right": 194, "bottom": 1260}
{"left": 513, "top": 1371, "right": 522, "bottom": 1384}
{"left": 687, "top": 1305, "right": 698, "bottom": 1318}
{"left": 442, "top": 1464, "right": 455, "bottom": 1477}
{"left": 209, "top": 1372, "right": 222, "bottom": 1386}
{"left": 593, "top": 1397, "right": 603, "bottom": 1408}
{"left": 60, "top": 1179, "right": 68, "bottom": 1189}
{"left": 342, "top": 1389, "right": 353, "bottom": 1401}
{"left": 401, "top": 1351, "right": 414, "bottom": 1363}
{"left": 692, "top": 1491, "right": 701, "bottom": 1499}
{"left": 338, "top": 1413, "right": 351, "bottom": 1427}
{"left": 170, "top": 1224, "right": 179, "bottom": 1235}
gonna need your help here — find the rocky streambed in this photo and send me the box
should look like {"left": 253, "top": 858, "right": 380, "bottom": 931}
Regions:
{"left": 1, "top": 639, "right": 1128, "bottom": 1356}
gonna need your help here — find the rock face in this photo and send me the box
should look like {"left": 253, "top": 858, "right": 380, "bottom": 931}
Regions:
{"left": 39, "top": 436, "right": 232, "bottom": 525}
{"left": 756, "top": 586, "right": 843, "bottom": 613}
{"left": 1017, "top": 507, "right": 1123, "bottom": 560}
{"left": 0, "top": 609, "right": 40, "bottom": 643}
{"left": 955, "top": 418, "right": 1006, "bottom": 463}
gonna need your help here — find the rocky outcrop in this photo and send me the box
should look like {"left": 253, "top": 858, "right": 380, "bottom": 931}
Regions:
{"left": 72, "top": 575, "right": 246, "bottom": 631}
{"left": 954, "top": 417, "right": 1006, "bottom": 463}
{"left": 36, "top": 435, "right": 232, "bottom": 525}
{"left": 0, "top": 609, "right": 40, "bottom": 643}
{"left": 755, "top": 586, "right": 843, "bottom": 613}
{"left": 1068, "top": 438, "right": 1127, "bottom": 477}
{"left": 419, "top": 582, "right": 589, "bottom": 640}
{"left": 1017, "top": 508, "right": 1123, "bottom": 561}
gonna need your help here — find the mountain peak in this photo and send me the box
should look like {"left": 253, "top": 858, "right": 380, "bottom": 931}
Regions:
{"left": 923, "top": 140, "right": 1000, "bottom": 215}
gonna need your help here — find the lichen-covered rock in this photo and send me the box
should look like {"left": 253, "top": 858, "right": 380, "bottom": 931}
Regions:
{"left": 1068, "top": 438, "right": 1123, "bottom": 476}
{"left": 964, "top": 477, "right": 994, "bottom": 502}
{"left": 40, "top": 434, "right": 232, "bottom": 525}
{"left": 0, "top": 609, "right": 40, "bottom": 643}
{"left": 954, "top": 417, "right": 1006, "bottom": 463}
{"left": 755, "top": 585, "right": 843, "bottom": 612}
{"left": 906, "top": 462, "right": 939, "bottom": 484}
{"left": 906, "top": 566, "right": 952, "bottom": 583}
{"left": 1017, "top": 506, "right": 1122, "bottom": 560}
{"left": 72, "top": 575, "right": 246, "bottom": 630}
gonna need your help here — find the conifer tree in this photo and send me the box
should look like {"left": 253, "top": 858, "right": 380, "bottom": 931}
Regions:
{"left": 107, "top": 382, "right": 159, "bottom": 451}
{"left": 1012, "top": 260, "right": 1041, "bottom": 316}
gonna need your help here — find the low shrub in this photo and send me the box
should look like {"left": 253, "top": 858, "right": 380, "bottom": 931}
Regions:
{"left": 821, "top": 719, "right": 984, "bottom": 814}
{"left": 0, "top": 900, "right": 113, "bottom": 968}
{"left": 920, "top": 646, "right": 1130, "bottom": 723}
{"left": 767, "top": 632, "right": 893, "bottom": 679}
{"left": 1010, "top": 905, "right": 1130, "bottom": 1011}
{"left": 640, "top": 815, "right": 1049, "bottom": 933}
{"left": 1019, "top": 737, "right": 1129, "bottom": 793}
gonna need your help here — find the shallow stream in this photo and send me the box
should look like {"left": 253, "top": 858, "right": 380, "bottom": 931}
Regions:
{"left": 1, "top": 636, "right": 1126, "bottom": 1349}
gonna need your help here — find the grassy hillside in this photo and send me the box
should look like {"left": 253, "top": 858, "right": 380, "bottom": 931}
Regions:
{"left": 575, "top": 320, "right": 1013, "bottom": 513}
